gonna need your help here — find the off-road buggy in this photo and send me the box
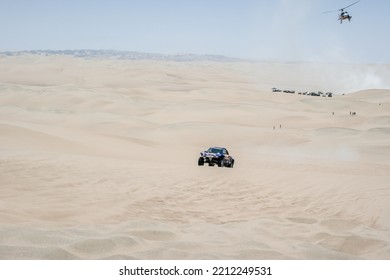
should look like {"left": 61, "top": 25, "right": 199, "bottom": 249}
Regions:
{"left": 198, "top": 147, "right": 234, "bottom": 168}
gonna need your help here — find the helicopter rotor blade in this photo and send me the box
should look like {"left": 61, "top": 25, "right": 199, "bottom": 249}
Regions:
{"left": 323, "top": 1, "right": 359, "bottom": 14}
{"left": 322, "top": 9, "right": 339, "bottom": 14}
{"left": 341, "top": 0, "right": 360, "bottom": 10}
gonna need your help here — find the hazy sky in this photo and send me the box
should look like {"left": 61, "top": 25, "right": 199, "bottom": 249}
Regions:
{"left": 1, "top": 0, "right": 389, "bottom": 63}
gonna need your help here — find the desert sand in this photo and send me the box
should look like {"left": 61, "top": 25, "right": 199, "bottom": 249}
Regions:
{"left": 0, "top": 54, "right": 390, "bottom": 259}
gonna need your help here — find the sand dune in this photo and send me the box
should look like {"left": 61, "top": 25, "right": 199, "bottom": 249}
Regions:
{"left": 1, "top": 55, "right": 389, "bottom": 259}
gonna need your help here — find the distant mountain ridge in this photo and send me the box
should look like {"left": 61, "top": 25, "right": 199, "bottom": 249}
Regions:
{"left": 0, "top": 49, "right": 244, "bottom": 62}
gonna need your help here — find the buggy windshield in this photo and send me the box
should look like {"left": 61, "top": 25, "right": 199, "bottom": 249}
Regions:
{"left": 208, "top": 148, "right": 223, "bottom": 154}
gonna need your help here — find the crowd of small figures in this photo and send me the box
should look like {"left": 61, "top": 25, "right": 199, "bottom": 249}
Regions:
{"left": 272, "top": 88, "right": 333, "bottom": 97}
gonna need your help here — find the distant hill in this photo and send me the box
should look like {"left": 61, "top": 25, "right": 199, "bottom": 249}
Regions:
{"left": 0, "top": 49, "right": 244, "bottom": 62}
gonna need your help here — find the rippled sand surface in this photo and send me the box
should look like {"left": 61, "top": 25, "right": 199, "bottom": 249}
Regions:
{"left": 1, "top": 55, "right": 390, "bottom": 259}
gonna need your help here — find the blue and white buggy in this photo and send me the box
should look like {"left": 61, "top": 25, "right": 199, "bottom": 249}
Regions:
{"left": 198, "top": 147, "right": 234, "bottom": 168}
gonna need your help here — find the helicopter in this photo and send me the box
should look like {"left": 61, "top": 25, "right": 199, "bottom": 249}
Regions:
{"left": 324, "top": 1, "right": 360, "bottom": 24}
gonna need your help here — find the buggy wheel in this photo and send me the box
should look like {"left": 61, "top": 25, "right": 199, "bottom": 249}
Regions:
{"left": 198, "top": 157, "right": 204, "bottom": 166}
{"left": 226, "top": 159, "right": 234, "bottom": 168}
